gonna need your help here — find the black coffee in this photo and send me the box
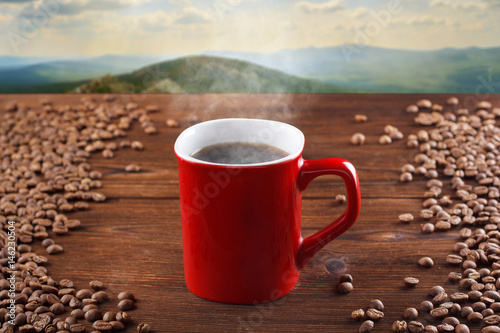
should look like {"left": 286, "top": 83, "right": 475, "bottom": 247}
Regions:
{"left": 191, "top": 142, "right": 289, "bottom": 164}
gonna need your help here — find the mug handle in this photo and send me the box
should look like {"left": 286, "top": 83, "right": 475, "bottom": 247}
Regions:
{"left": 296, "top": 158, "right": 361, "bottom": 269}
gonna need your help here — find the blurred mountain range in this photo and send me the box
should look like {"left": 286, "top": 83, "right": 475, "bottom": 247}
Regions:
{"left": 0, "top": 45, "right": 498, "bottom": 93}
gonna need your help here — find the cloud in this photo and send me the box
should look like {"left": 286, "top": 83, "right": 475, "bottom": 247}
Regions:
{"left": 429, "top": 0, "right": 487, "bottom": 11}
{"left": 295, "top": 0, "right": 344, "bottom": 13}
{"left": 0, "top": 0, "right": 35, "bottom": 2}
{"left": 174, "top": 6, "right": 210, "bottom": 24}
{"left": 350, "top": 7, "right": 368, "bottom": 18}
{"left": 481, "top": 0, "right": 500, "bottom": 7}
{"left": 393, "top": 15, "right": 457, "bottom": 27}
{"left": 138, "top": 10, "right": 171, "bottom": 31}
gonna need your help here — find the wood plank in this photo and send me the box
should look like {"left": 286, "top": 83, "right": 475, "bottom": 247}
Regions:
{"left": 1, "top": 93, "right": 499, "bottom": 332}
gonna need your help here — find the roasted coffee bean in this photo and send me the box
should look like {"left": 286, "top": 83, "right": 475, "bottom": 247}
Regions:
{"left": 442, "top": 316, "right": 459, "bottom": 327}
{"left": 110, "top": 321, "right": 125, "bottom": 331}
{"left": 424, "top": 325, "right": 438, "bottom": 333}
{"left": 351, "top": 309, "right": 364, "bottom": 321}
{"left": 455, "top": 324, "right": 470, "bottom": 333}
{"left": 102, "top": 311, "right": 116, "bottom": 322}
{"left": 69, "top": 323, "right": 86, "bottom": 333}
{"left": 359, "top": 320, "right": 374, "bottom": 333}
{"left": 46, "top": 244, "right": 63, "bottom": 255}
{"left": 49, "top": 302, "right": 65, "bottom": 315}
{"left": 354, "top": 114, "right": 368, "bottom": 123}
{"left": 420, "top": 300, "right": 434, "bottom": 312}
{"left": 467, "top": 311, "right": 483, "bottom": 323}
{"left": 483, "top": 326, "right": 500, "bottom": 333}
{"left": 436, "top": 323, "right": 454, "bottom": 332}
{"left": 484, "top": 314, "right": 500, "bottom": 325}
{"left": 392, "top": 320, "right": 408, "bottom": 333}
{"left": 91, "top": 291, "right": 109, "bottom": 303}
{"left": 92, "top": 320, "right": 113, "bottom": 332}
{"left": 89, "top": 280, "right": 104, "bottom": 291}
{"left": 117, "top": 299, "right": 135, "bottom": 311}
{"left": 165, "top": 118, "right": 179, "bottom": 128}
{"left": 448, "top": 272, "right": 462, "bottom": 283}
{"left": 399, "top": 213, "right": 414, "bottom": 223}
{"left": 82, "top": 304, "right": 99, "bottom": 312}
{"left": 404, "top": 308, "right": 418, "bottom": 320}
{"left": 446, "top": 254, "right": 463, "bottom": 265}
{"left": 430, "top": 307, "right": 448, "bottom": 318}
{"left": 422, "top": 223, "right": 435, "bottom": 233}
{"left": 85, "top": 309, "right": 102, "bottom": 322}
{"left": 368, "top": 299, "right": 384, "bottom": 311}
{"left": 339, "top": 274, "right": 353, "bottom": 283}
{"left": 366, "top": 308, "right": 384, "bottom": 321}
{"left": 450, "top": 292, "right": 468, "bottom": 302}
{"left": 418, "top": 257, "right": 434, "bottom": 268}
{"left": 408, "top": 321, "right": 424, "bottom": 333}
{"left": 115, "top": 312, "right": 131, "bottom": 324}
{"left": 117, "top": 291, "right": 136, "bottom": 301}
{"left": 433, "top": 292, "right": 449, "bottom": 304}
{"left": 404, "top": 277, "right": 419, "bottom": 287}
{"left": 131, "top": 141, "right": 144, "bottom": 150}
{"left": 337, "top": 282, "right": 353, "bottom": 294}
{"left": 125, "top": 164, "right": 141, "bottom": 172}
{"left": 76, "top": 289, "right": 93, "bottom": 300}
{"left": 351, "top": 133, "right": 366, "bottom": 145}
{"left": 71, "top": 309, "right": 84, "bottom": 319}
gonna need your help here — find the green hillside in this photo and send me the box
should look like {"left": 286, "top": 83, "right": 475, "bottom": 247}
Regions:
{"left": 110, "top": 55, "right": 353, "bottom": 93}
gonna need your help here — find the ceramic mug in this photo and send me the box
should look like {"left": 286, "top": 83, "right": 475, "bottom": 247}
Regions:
{"left": 175, "top": 118, "right": 361, "bottom": 304}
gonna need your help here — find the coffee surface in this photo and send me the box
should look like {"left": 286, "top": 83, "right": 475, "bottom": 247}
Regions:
{"left": 191, "top": 142, "right": 289, "bottom": 164}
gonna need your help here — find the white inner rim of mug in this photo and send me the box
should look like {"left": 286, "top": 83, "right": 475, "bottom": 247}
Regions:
{"left": 174, "top": 118, "right": 305, "bottom": 166}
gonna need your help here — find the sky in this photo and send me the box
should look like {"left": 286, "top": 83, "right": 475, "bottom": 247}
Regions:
{"left": 0, "top": 0, "right": 499, "bottom": 57}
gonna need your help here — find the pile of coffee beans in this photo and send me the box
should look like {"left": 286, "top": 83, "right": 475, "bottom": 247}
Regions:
{"left": 351, "top": 299, "right": 385, "bottom": 332}
{"left": 0, "top": 96, "right": 163, "bottom": 332}
{"left": 388, "top": 98, "right": 500, "bottom": 332}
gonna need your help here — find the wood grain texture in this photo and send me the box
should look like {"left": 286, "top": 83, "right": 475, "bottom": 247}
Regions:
{"left": 2, "top": 93, "right": 500, "bottom": 332}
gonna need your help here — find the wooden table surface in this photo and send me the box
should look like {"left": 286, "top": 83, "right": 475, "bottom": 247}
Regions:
{"left": 2, "top": 93, "right": 500, "bottom": 333}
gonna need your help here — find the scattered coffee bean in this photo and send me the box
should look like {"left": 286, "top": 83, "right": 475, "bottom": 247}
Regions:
{"left": 335, "top": 194, "right": 347, "bottom": 204}
{"left": 46, "top": 244, "right": 64, "bottom": 255}
{"left": 351, "top": 133, "right": 366, "bottom": 145}
{"left": 392, "top": 320, "right": 408, "bottom": 333}
{"left": 131, "top": 141, "right": 144, "bottom": 150}
{"left": 359, "top": 320, "right": 374, "bottom": 333}
{"left": 166, "top": 118, "right": 179, "bottom": 128}
{"left": 408, "top": 320, "right": 424, "bottom": 332}
{"left": 137, "top": 323, "right": 151, "bottom": 333}
{"left": 399, "top": 213, "right": 414, "bottom": 223}
{"left": 422, "top": 223, "right": 435, "bottom": 233}
{"left": 379, "top": 134, "right": 392, "bottom": 145}
{"left": 430, "top": 307, "right": 449, "bottom": 318}
{"left": 351, "top": 309, "right": 365, "bottom": 321}
{"left": 368, "top": 299, "right": 384, "bottom": 311}
{"left": 406, "top": 104, "right": 419, "bottom": 113}
{"left": 339, "top": 274, "right": 353, "bottom": 283}
{"left": 337, "top": 282, "right": 353, "bottom": 294}
{"left": 455, "top": 324, "right": 469, "bottom": 333}
{"left": 89, "top": 280, "right": 104, "bottom": 291}
{"left": 355, "top": 114, "right": 368, "bottom": 122}
{"left": 92, "top": 291, "right": 109, "bottom": 303}
{"left": 117, "top": 291, "right": 136, "bottom": 301}
{"left": 366, "top": 308, "right": 384, "bottom": 321}
{"left": 400, "top": 172, "right": 413, "bottom": 182}
{"left": 404, "top": 307, "right": 418, "bottom": 320}
{"left": 418, "top": 257, "right": 434, "bottom": 268}
{"left": 404, "top": 277, "right": 419, "bottom": 287}
{"left": 125, "top": 164, "right": 141, "bottom": 172}
{"left": 85, "top": 309, "right": 103, "bottom": 322}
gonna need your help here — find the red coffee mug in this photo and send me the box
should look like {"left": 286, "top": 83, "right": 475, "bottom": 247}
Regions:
{"left": 175, "top": 118, "right": 361, "bottom": 304}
